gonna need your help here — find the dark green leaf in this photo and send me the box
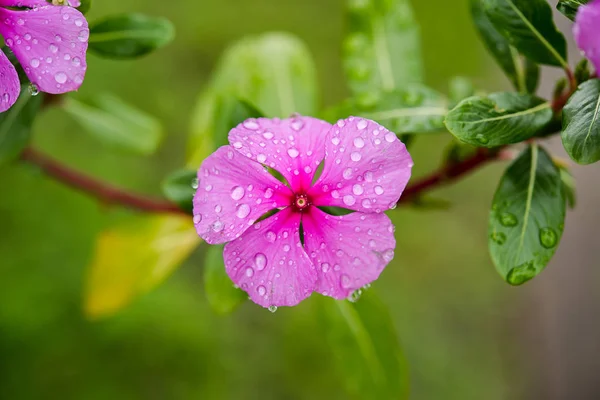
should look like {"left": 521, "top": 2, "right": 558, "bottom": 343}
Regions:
{"left": 63, "top": 93, "right": 164, "bottom": 155}
{"left": 471, "top": 0, "right": 539, "bottom": 93}
{"left": 483, "top": 0, "right": 568, "bottom": 67}
{"left": 161, "top": 169, "right": 197, "bottom": 214}
{"left": 557, "top": 0, "right": 590, "bottom": 21}
{"left": 204, "top": 245, "right": 247, "bottom": 315}
{"left": 0, "top": 87, "right": 42, "bottom": 166}
{"left": 489, "top": 145, "right": 566, "bottom": 285}
{"left": 559, "top": 166, "right": 576, "bottom": 209}
{"left": 77, "top": 0, "right": 92, "bottom": 14}
{"left": 575, "top": 59, "right": 591, "bottom": 85}
{"left": 344, "top": 0, "right": 422, "bottom": 95}
{"left": 89, "top": 14, "right": 175, "bottom": 59}
{"left": 445, "top": 92, "right": 552, "bottom": 147}
{"left": 561, "top": 79, "right": 600, "bottom": 164}
{"left": 315, "top": 292, "right": 409, "bottom": 399}
{"left": 329, "top": 85, "right": 447, "bottom": 134}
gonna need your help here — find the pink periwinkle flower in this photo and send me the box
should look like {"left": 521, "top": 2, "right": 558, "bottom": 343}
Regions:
{"left": 0, "top": 0, "right": 89, "bottom": 112}
{"left": 193, "top": 116, "right": 413, "bottom": 309}
{"left": 574, "top": 0, "right": 600, "bottom": 72}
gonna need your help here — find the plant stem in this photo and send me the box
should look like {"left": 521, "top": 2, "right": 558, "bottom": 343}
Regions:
{"left": 21, "top": 147, "right": 185, "bottom": 215}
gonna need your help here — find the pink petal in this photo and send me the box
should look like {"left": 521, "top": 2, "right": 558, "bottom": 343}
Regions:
{"left": 574, "top": 0, "right": 600, "bottom": 72}
{"left": 309, "top": 117, "right": 413, "bottom": 213}
{"left": 0, "top": 0, "right": 47, "bottom": 7}
{"left": 302, "top": 207, "right": 396, "bottom": 299}
{"left": 0, "top": 5, "right": 88, "bottom": 94}
{"left": 193, "top": 146, "right": 293, "bottom": 245}
{"left": 0, "top": 50, "right": 21, "bottom": 112}
{"left": 223, "top": 207, "right": 317, "bottom": 308}
{"left": 228, "top": 116, "right": 332, "bottom": 192}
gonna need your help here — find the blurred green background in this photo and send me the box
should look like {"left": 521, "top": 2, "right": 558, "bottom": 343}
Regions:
{"left": 0, "top": 0, "right": 578, "bottom": 399}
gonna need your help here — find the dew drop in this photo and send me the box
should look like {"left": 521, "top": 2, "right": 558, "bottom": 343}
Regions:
{"left": 351, "top": 152, "right": 362, "bottom": 162}
{"left": 362, "top": 198, "right": 372, "bottom": 208}
{"left": 343, "top": 168, "right": 353, "bottom": 179}
{"left": 231, "top": 186, "right": 245, "bottom": 200}
{"left": 331, "top": 137, "right": 340, "bottom": 146}
{"left": 268, "top": 305, "right": 278, "bottom": 313}
{"left": 245, "top": 267, "right": 254, "bottom": 277}
{"left": 214, "top": 204, "right": 222, "bottom": 213}
{"left": 54, "top": 72, "right": 67, "bottom": 84}
{"left": 352, "top": 184, "right": 364, "bottom": 195}
{"left": 236, "top": 204, "right": 251, "bottom": 218}
{"left": 287, "top": 148, "right": 299, "bottom": 158}
{"left": 356, "top": 119, "right": 368, "bottom": 130}
{"left": 212, "top": 221, "right": 224, "bottom": 232}
{"left": 30, "top": 58, "right": 40, "bottom": 68}
{"left": 491, "top": 231, "right": 506, "bottom": 245}
{"left": 263, "top": 131, "right": 274, "bottom": 140}
{"left": 382, "top": 249, "right": 395, "bottom": 262}
{"left": 264, "top": 188, "right": 274, "bottom": 199}
{"left": 539, "top": 227, "right": 558, "bottom": 248}
{"left": 385, "top": 132, "right": 396, "bottom": 143}
{"left": 254, "top": 253, "right": 267, "bottom": 270}
{"left": 343, "top": 195, "right": 356, "bottom": 206}
{"left": 283, "top": 244, "right": 291, "bottom": 252}
{"left": 321, "top": 262, "right": 330, "bottom": 272}
{"left": 257, "top": 153, "right": 267, "bottom": 163}
{"left": 265, "top": 230, "right": 276, "bottom": 243}
{"left": 331, "top": 190, "right": 340, "bottom": 199}
{"left": 475, "top": 134, "right": 489, "bottom": 145}
{"left": 193, "top": 214, "right": 202, "bottom": 224}
{"left": 257, "top": 285, "right": 266, "bottom": 296}
{"left": 374, "top": 185, "right": 384, "bottom": 195}
{"left": 499, "top": 212, "right": 518, "bottom": 227}
{"left": 340, "top": 274, "right": 352, "bottom": 289}
{"left": 243, "top": 120, "right": 259, "bottom": 130}
{"left": 353, "top": 137, "right": 365, "bottom": 148}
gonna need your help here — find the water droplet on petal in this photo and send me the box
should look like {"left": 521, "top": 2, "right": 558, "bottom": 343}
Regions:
{"left": 214, "top": 204, "right": 222, "bottom": 213}
{"left": 245, "top": 267, "right": 254, "bottom": 277}
{"left": 54, "top": 72, "right": 67, "bottom": 84}
{"left": 243, "top": 120, "right": 259, "bottom": 130}
{"left": 257, "top": 285, "right": 266, "bottom": 296}
{"left": 236, "top": 204, "right": 251, "bottom": 218}
{"left": 254, "top": 253, "right": 267, "bottom": 270}
{"left": 353, "top": 137, "right": 365, "bottom": 148}
{"left": 385, "top": 132, "right": 396, "bottom": 143}
{"left": 362, "top": 199, "right": 372, "bottom": 208}
{"left": 257, "top": 154, "right": 267, "bottom": 163}
{"left": 382, "top": 249, "right": 395, "bottom": 262}
{"left": 231, "top": 186, "right": 245, "bottom": 200}
{"left": 356, "top": 119, "right": 368, "bottom": 130}
{"left": 321, "top": 262, "right": 330, "bottom": 272}
{"left": 264, "top": 188, "right": 274, "bottom": 198}
{"left": 268, "top": 305, "right": 278, "bottom": 313}
{"left": 287, "top": 148, "right": 299, "bottom": 158}
{"left": 351, "top": 152, "right": 362, "bottom": 162}
{"left": 331, "top": 137, "right": 340, "bottom": 146}
{"left": 374, "top": 185, "right": 384, "bottom": 195}
{"left": 352, "top": 184, "right": 364, "bottom": 195}
{"left": 265, "top": 230, "right": 276, "bottom": 243}
{"left": 212, "top": 221, "right": 224, "bottom": 232}
{"left": 340, "top": 274, "right": 352, "bottom": 289}
{"left": 193, "top": 214, "right": 202, "bottom": 224}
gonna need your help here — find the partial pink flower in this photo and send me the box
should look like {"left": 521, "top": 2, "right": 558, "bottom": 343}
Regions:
{"left": 0, "top": 0, "right": 89, "bottom": 112}
{"left": 574, "top": 0, "right": 600, "bottom": 72}
{"left": 193, "top": 116, "right": 413, "bottom": 309}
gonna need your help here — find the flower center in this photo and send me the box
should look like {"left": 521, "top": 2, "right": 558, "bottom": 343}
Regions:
{"left": 293, "top": 194, "right": 311, "bottom": 211}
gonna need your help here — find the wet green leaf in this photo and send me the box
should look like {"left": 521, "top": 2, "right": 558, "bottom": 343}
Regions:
{"left": 162, "top": 169, "right": 197, "bottom": 214}
{"left": 561, "top": 79, "right": 600, "bottom": 164}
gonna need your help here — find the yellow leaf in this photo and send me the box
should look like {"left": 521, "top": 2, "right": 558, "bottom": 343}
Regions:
{"left": 84, "top": 214, "right": 201, "bottom": 319}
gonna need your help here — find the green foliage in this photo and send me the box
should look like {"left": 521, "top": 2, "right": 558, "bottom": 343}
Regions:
{"left": 343, "top": 0, "right": 422, "bottom": 95}
{"left": 85, "top": 214, "right": 200, "bottom": 319}
{"left": 88, "top": 14, "right": 175, "bottom": 59}
{"left": 316, "top": 292, "right": 410, "bottom": 400}
{"left": 204, "top": 245, "right": 247, "bottom": 314}
{"left": 445, "top": 92, "right": 552, "bottom": 147}
{"left": 63, "top": 93, "right": 164, "bottom": 155}
{"left": 187, "top": 33, "right": 316, "bottom": 166}
{"left": 561, "top": 79, "right": 600, "bottom": 165}
{"left": 482, "top": 0, "right": 567, "bottom": 68}
{"left": 161, "top": 169, "right": 197, "bottom": 214}
{"left": 0, "top": 88, "right": 42, "bottom": 166}
{"left": 489, "top": 145, "right": 566, "bottom": 285}
{"left": 78, "top": 0, "right": 92, "bottom": 14}
{"left": 557, "top": 0, "right": 590, "bottom": 21}
{"left": 470, "top": 0, "right": 539, "bottom": 93}
{"left": 559, "top": 165, "right": 577, "bottom": 209}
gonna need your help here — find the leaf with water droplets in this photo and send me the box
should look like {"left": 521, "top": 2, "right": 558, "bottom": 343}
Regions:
{"left": 489, "top": 144, "right": 566, "bottom": 285}
{"left": 445, "top": 92, "right": 552, "bottom": 147}
{"left": 84, "top": 214, "right": 200, "bottom": 319}
{"left": 315, "top": 291, "right": 409, "bottom": 399}
{"left": 161, "top": 169, "right": 197, "bottom": 214}
{"left": 204, "top": 244, "right": 247, "bottom": 315}
{"left": 63, "top": 93, "right": 164, "bottom": 155}
{"left": 88, "top": 13, "right": 175, "bottom": 59}
{"left": 0, "top": 86, "right": 42, "bottom": 167}
{"left": 344, "top": 0, "right": 422, "bottom": 95}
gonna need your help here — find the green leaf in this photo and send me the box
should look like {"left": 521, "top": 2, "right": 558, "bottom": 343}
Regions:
{"left": 561, "top": 79, "right": 600, "bottom": 165}
{"left": 0, "top": 87, "right": 42, "bottom": 166}
{"left": 482, "top": 0, "right": 568, "bottom": 68}
{"left": 445, "top": 92, "right": 552, "bottom": 147}
{"left": 559, "top": 165, "right": 576, "bottom": 209}
{"left": 161, "top": 169, "right": 197, "bottom": 214}
{"left": 489, "top": 144, "right": 566, "bottom": 285}
{"left": 471, "top": 0, "right": 540, "bottom": 93}
{"left": 84, "top": 215, "right": 200, "bottom": 319}
{"left": 89, "top": 14, "right": 175, "bottom": 59}
{"left": 329, "top": 85, "right": 447, "bottom": 134}
{"left": 187, "top": 33, "right": 317, "bottom": 166}
{"left": 63, "top": 93, "right": 164, "bottom": 155}
{"left": 77, "top": 0, "right": 92, "bottom": 14}
{"left": 557, "top": 0, "right": 590, "bottom": 21}
{"left": 315, "top": 292, "right": 410, "bottom": 399}
{"left": 344, "top": 0, "right": 422, "bottom": 95}
{"left": 204, "top": 244, "right": 247, "bottom": 315}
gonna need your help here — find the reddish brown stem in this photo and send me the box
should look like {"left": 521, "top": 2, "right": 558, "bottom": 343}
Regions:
{"left": 21, "top": 147, "right": 185, "bottom": 215}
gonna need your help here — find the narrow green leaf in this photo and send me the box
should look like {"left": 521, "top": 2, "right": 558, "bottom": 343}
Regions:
{"left": 471, "top": 0, "right": 539, "bottom": 93}
{"left": 483, "top": 0, "right": 568, "bottom": 68}
{"left": 559, "top": 166, "right": 576, "bottom": 209}
{"left": 0, "top": 87, "right": 42, "bottom": 166}
{"left": 344, "top": 0, "right": 422, "bottom": 95}
{"left": 63, "top": 93, "right": 164, "bottom": 155}
{"left": 187, "top": 33, "right": 317, "bottom": 166}
{"left": 89, "top": 14, "right": 175, "bottom": 59}
{"left": 557, "top": 0, "right": 590, "bottom": 21}
{"left": 316, "top": 292, "right": 410, "bottom": 399}
{"left": 161, "top": 169, "right": 197, "bottom": 214}
{"left": 204, "top": 244, "right": 247, "bottom": 315}
{"left": 445, "top": 92, "right": 552, "bottom": 147}
{"left": 489, "top": 145, "right": 566, "bottom": 285}
{"left": 85, "top": 215, "right": 200, "bottom": 319}
{"left": 561, "top": 79, "right": 600, "bottom": 165}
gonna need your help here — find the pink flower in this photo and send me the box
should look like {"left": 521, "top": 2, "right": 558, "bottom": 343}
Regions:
{"left": 0, "top": 0, "right": 89, "bottom": 112}
{"left": 193, "top": 116, "right": 413, "bottom": 309}
{"left": 574, "top": 0, "right": 600, "bottom": 72}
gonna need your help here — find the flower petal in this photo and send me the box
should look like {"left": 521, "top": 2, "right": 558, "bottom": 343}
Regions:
{"left": 224, "top": 207, "right": 317, "bottom": 308}
{"left": 0, "top": 50, "right": 21, "bottom": 112}
{"left": 0, "top": 0, "right": 47, "bottom": 7}
{"left": 574, "top": 0, "right": 600, "bottom": 72}
{"left": 309, "top": 117, "right": 413, "bottom": 213}
{"left": 193, "top": 146, "right": 293, "bottom": 245}
{"left": 228, "top": 116, "right": 332, "bottom": 192}
{"left": 302, "top": 207, "right": 396, "bottom": 299}
{"left": 0, "top": 5, "right": 88, "bottom": 94}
